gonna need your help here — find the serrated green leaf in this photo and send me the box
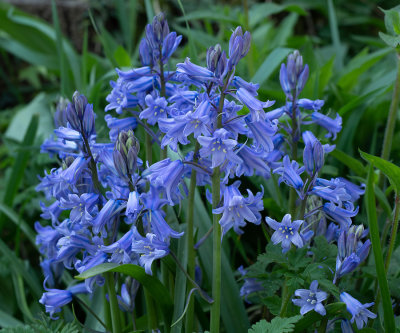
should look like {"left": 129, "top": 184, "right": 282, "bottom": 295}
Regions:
{"left": 249, "top": 315, "right": 302, "bottom": 333}
{"left": 360, "top": 150, "right": 400, "bottom": 194}
{"left": 379, "top": 31, "right": 400, "bottom": 47}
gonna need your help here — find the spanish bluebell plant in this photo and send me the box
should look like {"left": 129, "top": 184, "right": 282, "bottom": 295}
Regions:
{"left": 34, "top": 12, "right": 379, "bottom": 333}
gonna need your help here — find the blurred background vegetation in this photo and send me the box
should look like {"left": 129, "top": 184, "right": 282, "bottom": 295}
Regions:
{"left": 0, "top": 0, "right": 399, "bottom": 331}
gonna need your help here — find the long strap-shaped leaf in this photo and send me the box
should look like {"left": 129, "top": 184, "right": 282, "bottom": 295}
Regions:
{"left": 365, "top": 164, "right": 395, "bottom": 332}
{"left": 75, "top": 263, "right": 173, "bottom": 330}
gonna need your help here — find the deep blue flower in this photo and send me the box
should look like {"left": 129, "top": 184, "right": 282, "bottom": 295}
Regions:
{"left": 322, "top": 202, "right": 358, "bottom": 230}
{"left": 35, "top": 222, "right": 61, "bottom": 258}
{"left": 143, "top": 209, "right": 184, "bottom": 241}
{"left": 75, "top": 252, "right": 108, "bottom": 292}
{"left": 311, "top": 178, "right": 352, "bottom": 205}
{"left": 273, "top": 155, "right": 305, "bottom": 196}
{"left": 176, "top": 58, "right": 214, "bottom": 84}
{"left": 39, "top": 283, "right": 87, "bottom": 319}
{"left": 198, "top": 128, "right": 241, "bottom": 168}
{"left": 140, "top": 94, "right": 169, "bottom": 125}
{"left": 235, "top": 145, "right": 270, "bottom": 178}
{"left": 311, "top": 112, "right": 342, "bottom": 140}
{"left": 116, "top": 281, "right": 140, "bottom": 312}
{"left": 162, "top": 31, "right": 182, "bottom": 63}
{"left": 266, "top": 214, "right": 304, "bottom": 253}
{"left": 41, "top": 136, "right": 78, "bottom": 157}
{"left": 59, "top": 193, "right": 98, "bottom": 225}
{"left": 39, "top": 200, "right": 63, "bottom": 225}
{"left": 206, "top": 44, "right": 227, "bottom": 80}
{"left": 105, "top": 115, "right": 137, "bottom": 142}
{"left": 105, "top": 79, "right": 139, "bottom": 114}
{"left": 54, "top": 127, "right": 82, "bottom": 142}
{"left": 297, "top": 98, "right": 324, "bottom": 111}
{"left": 213, "top": 181, "right": 263, "bottom": 236}
{"left": 60, "top": 156, "right": 89, "bottom": 185}
{"left": 183, "top": 99, "right": 213, "bottom": 138}
{"left": 340, "top": 292, "right": 376, "bottom": 329}
{"left": 303, "top": 138, "right": 324, "bottom": 175}
{"left": 228, "top": 27, "right": 251, "bottom": 70}
{"left": 279, "top": 51, "right": 309, "bottom": 100}
{"left": 143, "top": 159, "right": 185, "bottom": 205}
{"left": 92, "top": 199, "right": 125, "bottom": 237}
{"left": 245, "top": 115, "right": 278, "bottom": 152}
{"left": 292, "top": 280, "right": 327, "bottom": 315}
{"left": 337, "top": 177, "right": 365, "bottom": 202}
{"left": 131, "top": 227, "right": 170, "bottom": 275}
{"left": 126, "top": 191, "right": 143, "bottom": 222}
{"left": 236, "top": 88, "right": 275, "bottom": 122}
{"left": 158, "top": 118, "right": 190, "bottom": 152}
{"left": 334, "top": 228, "right": 371, "bottom": 282}
{"left": 102, "top": 229, "right": 136, "bottom": 264}
{"left": 231, "top": 76, "right": 259, "bottom": 96}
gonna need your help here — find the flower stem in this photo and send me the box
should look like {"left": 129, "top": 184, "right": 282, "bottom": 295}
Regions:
{"left": 210, "top": 73, "right": 230, "bottom": 333}
{"left": 279, "top": 278, "right": 290, "bottom": 317}
{"left": 145, "top": 123, "right": 153, "bottom": 165}
{"left": 210, "top": 165, "right": 222, "bottom": 332}
{"left": 384, "top": 194, "right": 400, "bottom": 272}
{"left": 185, "top": 141, "right": 200, "bottom": 333}
{"left": 380, "top": 53, "right": 400, "bottom": 168}
{"left": 105, "top": 272, "right": 121, "bottom": 333}
{"left": 288, "top": 94, "right": 298, "bottom": 216}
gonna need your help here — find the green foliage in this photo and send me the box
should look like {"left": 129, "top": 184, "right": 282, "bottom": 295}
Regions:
{"left": 248, "top": 315, "right": 302, "bottom": 333}
{"left": 0, "top": 315, "right": 80, "bottom": 333}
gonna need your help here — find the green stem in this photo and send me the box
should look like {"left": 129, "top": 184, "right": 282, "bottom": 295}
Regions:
{"left": 75, "top": 297, "right": 108, "bottom": 330}
{"left": 384, "top": 195, "right": 400, "bottom": 272}
{"left": 380, "top": 53, "right": 400, "bottom": 167}
{"left": 185, "top": 141, "right": 200, "bottom": 333}
{"left": 145, "top": 128, "right": 153, "bottom": 165}
{"left": 288, "top": 92, "right": 298, "bottom": 216}
{"left": 144, "top": 288, "right": 158, "bottom": 331}
{"left": 159, "top": 46, "right": 168, "bottom": 161}
{"left": 105, "top": 273, "right": 121, "bottom": 333}
{"left": 279, "top": 279, "right": 290, "bottom": 317}
{"left": 210, "top": 73, "right": 231, "bottom": 333}
{"left": 210, "top": 166, "right": 222, "bottom": 332}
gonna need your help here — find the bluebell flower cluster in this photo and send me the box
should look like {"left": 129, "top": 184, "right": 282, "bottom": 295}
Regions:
{"left": 36, "top": 12, "right": 376, "bottom": 329}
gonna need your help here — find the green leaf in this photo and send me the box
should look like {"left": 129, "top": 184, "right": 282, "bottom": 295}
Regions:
{"left": 175, "top": 8, "right": 239, "bottom": 24}
{"left": 0, "top": 114, "right": 38, "bottom": 232}
{"left": 75, "top": 263, "right": 173, "bottom": 327}
{"left": 379, "top": 31, "right": 400, "bottom": 47}
{"left": 249, "top": 3, "right": 306, "bottom": 28}
{"left": 0, "top": 309, "right": 22, "bottom": 328}
{"left": 251, "top": 47, "right": 292, "bottom": 86}
{"left": 0, "top": 238, "right": 42, "bottom": 298}
{"left": 293, "top": 303, "right": 347, "bottom": 332}
{"left": 365, "top": 164, "right": 395, "bottom": 332}
{"left": 330, "top": 149, "right": 366, "bottom": 177}
{"left": 338, "top": 48, "right": 391, "bottom": 91}
{"left": 360, "top": 150, "right": 400, "bottom": 194}
{"left": 113, "top": 45, "right": 132, "bottom": 67}
{"left": 249, "top": 315, "right": 302, "bottom": 333}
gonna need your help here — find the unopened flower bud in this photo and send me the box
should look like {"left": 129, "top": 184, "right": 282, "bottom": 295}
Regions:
{"left": 54, "top": 98, "right": 69, "bottom": 128}
{"left": 207, "top": 44, "right": 222, "bottom": 72}
{"left": 66, "top": 91, "right": 95, "bottom": 137}
{"left": 113, "top": 130, "right": 140, "bottom": 180}
{"left": 313, "top": 141, "right": 324, "bottom": 173}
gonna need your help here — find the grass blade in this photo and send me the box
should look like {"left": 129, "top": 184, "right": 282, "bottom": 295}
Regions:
{"left": 365, "top": 164, "right": 395, "bottom": 332}
{"left": 0, "top": 114, "right": 38, "bottom": 233}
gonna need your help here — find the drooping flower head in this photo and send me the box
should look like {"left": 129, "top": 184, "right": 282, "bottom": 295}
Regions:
{"left": 340, "top": 292, "right": 376, "bottom": 329}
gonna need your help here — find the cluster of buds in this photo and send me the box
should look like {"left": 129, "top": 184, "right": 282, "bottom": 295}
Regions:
{"left": 66, "top": 92, "right": 95, "bottom": 138}
{"left": 280, "top": 50, "right": 309, "bottom": 100}
{"left": 113, "top": 130, "right": 140, "bottom": 182}
{"left": 228, "top": 27, "right": 251, "bottom": 69}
